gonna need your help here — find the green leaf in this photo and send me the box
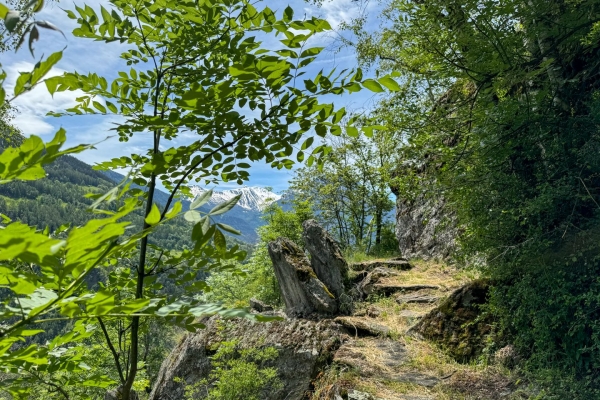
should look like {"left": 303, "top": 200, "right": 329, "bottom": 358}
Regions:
{"left": 191, "top": 189, "right": 212, "bottom": 209}
{"left": 332, "top": 107, "right": 346, "bottom": 124}
{"left": 0, "top": 3, "right": 8, "bottom": 19}
{"left": 362, "top": 79, "right": 384, "bottom": 93}
{"left": 217, "top": 223, "right": 241, "bottom": 235}
{"left": 346, "top": 126, "right": 359, "bottom": 137}
{"left": 300, "top": 47, "right": 323, "bottom": 58}
{"left": 283, "top": 5, "right": 293, "bottom": 22}
{"left": 184, "top": 210, "right": 202, "bottom": 223}
{"left": 378, "top": 76, "right": 401, "bottom": 91}
{"left": 93, "top": 101, "right": 106, "bottom": 113}
{"left": 165, "top": 201, "right": 182, "bottom": 219}
{"left": 145, "top": 203, "right": 161, "bottom": 225}
{"left": 35, "top": 20, "right": 65, "bottom": 38}
{"left": 213, "top": 229, "right": 226, "bottom": 253}
{"left": 28, "top": 25, "right": 39, "bottom": 56}
{"left": 208, "top": 194, "right": 241, "bottom": 216}
{"left": 4, "top": 10, "right": 20, "bottom": 33}
{"left": 32, "top": 0, "right": 43, "bottom": 12}
{"left": 301, "top": 137, "right": 314, "bottom": 150}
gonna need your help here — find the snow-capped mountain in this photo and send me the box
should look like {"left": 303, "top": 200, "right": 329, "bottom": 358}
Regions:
{"left": 189, "top": 186, "right": 281, "bottom": 212}
{"left": 186, "top": 186, "right": 285, "bottom": 242}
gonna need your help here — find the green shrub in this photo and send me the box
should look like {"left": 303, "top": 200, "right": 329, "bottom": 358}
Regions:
{"left": 183, "top": 341, "right": 282, "bottom": 400}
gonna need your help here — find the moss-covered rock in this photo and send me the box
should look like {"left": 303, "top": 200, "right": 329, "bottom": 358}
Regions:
{"left": 149, "top": 316, "right": 343, "bottom": 400}
{"left": 407, "top": 280, "right": 492, "bottom": 361}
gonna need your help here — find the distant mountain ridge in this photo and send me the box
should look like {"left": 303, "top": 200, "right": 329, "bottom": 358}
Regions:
{"left": 100, "top": 172, "right": 286, "bottom": 243}
{"left": 187, "top": 186, "right": 286, "bottom": 242}
{"left": 190, "top": 186, "right": 281, "bottom": 212}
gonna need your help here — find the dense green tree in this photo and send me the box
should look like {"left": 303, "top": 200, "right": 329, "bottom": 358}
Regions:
{"left": 291, "top": 131, "right": 396, "bottom": 252}
{"left": 351, "top": 0, "right": 600, "bottom": 392}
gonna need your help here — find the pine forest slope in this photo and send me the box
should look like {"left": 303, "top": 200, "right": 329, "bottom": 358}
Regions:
{"left": 0, "top": 154, "right": 252, "bottom": 253}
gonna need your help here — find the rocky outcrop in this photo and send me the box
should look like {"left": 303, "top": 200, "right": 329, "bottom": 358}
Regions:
{"left": 268, "top": 237, "right": 337, "bottom": 317}
{"left": 407, "top": 280, "right": 491, "bottom": 361}
{"left": 149, "top": 316, "right": 344, "bottom": 400}
{"left": 395, "top": 194, "right": 457, "bottom": 260}
{"left": 396, "top": 292, "right": 440, "bottom": 304}
{"left": 356, "top": 267, "right": 400, "bottom": 298}
{"left": 355, "top": 266, "right": 439, "bottom": 298}
{"left": 303, "top": 219, "right": 348, "bottom": 298}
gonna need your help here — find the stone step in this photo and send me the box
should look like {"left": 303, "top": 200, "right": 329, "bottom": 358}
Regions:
{"left": 398, "top": 310, "right": 428, "bottom": 324}
{"left": 350, "top": 258, "right": 413, "bottom": 272}
{"left": 334, "top": 316, "right": 391, "bottom": 337}
{"left": 395, "top": 293, "right": 441, "bottom": 304}
{"left": 367, "top": 283, "right": 440, "bottom": 296}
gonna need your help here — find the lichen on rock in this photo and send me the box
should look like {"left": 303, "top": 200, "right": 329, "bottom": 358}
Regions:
{"left": 407, "top": 280, "right": 492, "bottom": 361}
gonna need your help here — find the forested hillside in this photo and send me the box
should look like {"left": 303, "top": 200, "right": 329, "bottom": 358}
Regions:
{"left": 0, "top": 154, "right": 196, "bottom": 251}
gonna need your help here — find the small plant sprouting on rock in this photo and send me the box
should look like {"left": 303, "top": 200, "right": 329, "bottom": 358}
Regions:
{"left": 182, "top": 341, "right": 282, "bottom": 400}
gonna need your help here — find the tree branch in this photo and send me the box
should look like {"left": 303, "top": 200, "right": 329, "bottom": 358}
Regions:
{"left": 97, "top": 317, "right": 126, "bottom": 384}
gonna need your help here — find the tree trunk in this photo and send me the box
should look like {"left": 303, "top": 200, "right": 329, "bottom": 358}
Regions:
{"left": 375, "top": 208, "right": 383, "bottom": 246}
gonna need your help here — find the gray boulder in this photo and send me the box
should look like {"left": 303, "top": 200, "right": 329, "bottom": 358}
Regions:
{"left": 149, "top": 316, "right": 343, "bottom": 400}
{"left": 407, "top": 280, "right": 491, "bottom": 361}
{"left": 268, "top": 237, "right": 337, "bottom": 317}
{"left": 302, "top": 219, "right": 348, "bottom": 298}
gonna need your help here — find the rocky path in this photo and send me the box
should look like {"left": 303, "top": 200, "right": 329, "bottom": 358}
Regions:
{"left": 313, "top": 259, "right": 519, "bottom": 400}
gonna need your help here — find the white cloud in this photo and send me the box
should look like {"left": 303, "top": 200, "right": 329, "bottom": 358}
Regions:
{"left": 308, "top": 0, "right": 365, "bottom": 29}
{"left": 6, "top": 62, "right": 85, "bottom": 137}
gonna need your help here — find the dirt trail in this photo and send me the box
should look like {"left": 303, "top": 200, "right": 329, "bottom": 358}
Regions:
{"left": 313, "top": 260, "right": 521, "bottom": 400}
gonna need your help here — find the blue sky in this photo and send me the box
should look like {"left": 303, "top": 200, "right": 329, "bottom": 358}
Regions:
{"left": 6, "top": 0, "right": 384, "bottom": 194}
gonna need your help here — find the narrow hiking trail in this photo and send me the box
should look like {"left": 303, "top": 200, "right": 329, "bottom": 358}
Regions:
{"left": 313, "top": 259, "right": 523, "bottom": 400}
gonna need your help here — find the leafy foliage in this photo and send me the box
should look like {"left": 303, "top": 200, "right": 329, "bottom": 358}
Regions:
{"left": 291, "top": 132, "right": 396, "bottom": 251}
{"left": 0, "top": 0, "right": 401, "bottom": 397}
{"left": 182, "top": 340, "right": 281, "bottom": 400}
{"left": 352, "top": 0, "right": 600, "bottom": 393}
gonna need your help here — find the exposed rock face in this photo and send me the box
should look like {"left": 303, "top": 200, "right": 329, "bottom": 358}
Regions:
{"left": 268, "top": 237, "right": 337, "bottom": 317}
{"left": 395, "top": 194, "right": 457, "bottom": 260}
{"left": 395, "top": 292, "right": 441, "bottom": 304}
{"left": 303, "top": 219, "right": 348, "bottom": 298}
{"left": 407, "top": 280, "right": 491, "bottom": 361}
{"left": 149, "top": 316, "right": 344, "bottom": 400}
{"left": 355, "top": 267, "right": 439, "bottom": 298}
{"left": 356, "top": 267, "right": 400, "bottom": 298}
